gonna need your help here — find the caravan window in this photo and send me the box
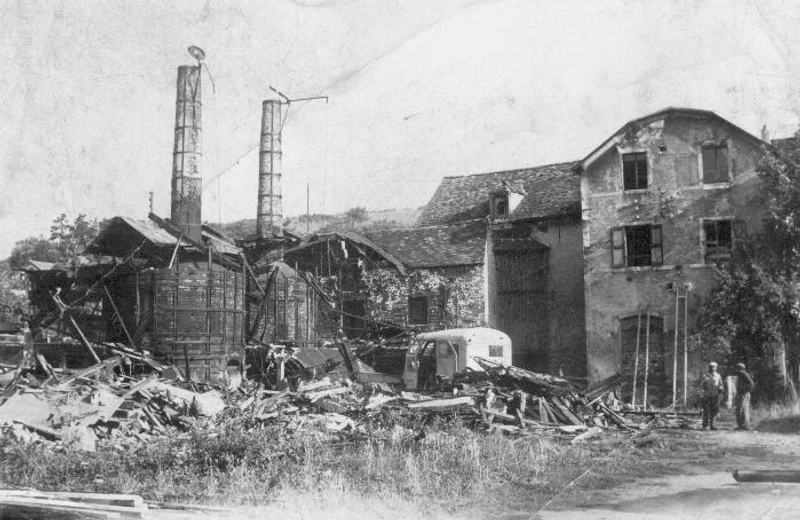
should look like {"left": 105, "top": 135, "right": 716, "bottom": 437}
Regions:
{"left": 437, "top": 341, "right": 457, "bottom": 357}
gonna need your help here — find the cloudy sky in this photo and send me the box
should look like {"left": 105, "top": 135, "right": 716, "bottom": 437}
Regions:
{"left": 2, "top": 0, "right": 800, "bottom": 257}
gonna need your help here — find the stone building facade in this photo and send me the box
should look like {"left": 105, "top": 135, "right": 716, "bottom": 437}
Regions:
{"left": 417, "top": 164, "right": 587, "bottom": 378}
{"left": 575, "top": 107, "right": 768, "bottom": 397}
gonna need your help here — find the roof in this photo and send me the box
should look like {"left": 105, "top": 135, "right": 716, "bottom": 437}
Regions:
{"left": 19, "top": 256, "right": 116, "bottom": 273}
{"left": 575, "top": 107, "right": 765, "bottom": 172}
{"left": 87, "top": 216, "right": 177, "bottom": 256}
{"left": 86, "top": 216, "right": 242, "bottom": 257}
{"left": 416, "top": 162, "right": 580, "bottom": 226}
{"left": 279, "top": 231, "right": 409, "bottom": 275}
{"left": 360, "top": 221, "right": 487, "bottom": 268}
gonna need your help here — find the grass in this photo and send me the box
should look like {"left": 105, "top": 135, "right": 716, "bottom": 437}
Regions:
{"left": 752, "top": 398, "right": 800, "bottom": 433}
{"left": 0, "top": 415, "right": 712, "bottom": 518}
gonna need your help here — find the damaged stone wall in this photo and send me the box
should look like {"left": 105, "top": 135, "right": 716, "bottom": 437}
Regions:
{"left": 582, "top": 113, "right": 767, "bottom": 391}
{"left": 360, "top": 265, "right": 485, "bottom": 332}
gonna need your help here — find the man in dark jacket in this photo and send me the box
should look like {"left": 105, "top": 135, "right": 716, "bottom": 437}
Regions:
{"left": 734, "top": 362, "right": 755, "bottom": 430}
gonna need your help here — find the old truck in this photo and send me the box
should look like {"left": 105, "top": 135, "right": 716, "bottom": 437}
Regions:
{"left": 402, "top": 327, "right": 512, "bottom": 390}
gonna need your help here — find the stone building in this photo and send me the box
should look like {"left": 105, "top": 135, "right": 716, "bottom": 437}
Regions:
{"left": 418, "top": 164, "right": 586, "bottom": 378}
{"left": 274, "top": 162, "right": 588, "bottom": 379}
{"left": 575, "top": 107, "right": 769, "bottom": 398}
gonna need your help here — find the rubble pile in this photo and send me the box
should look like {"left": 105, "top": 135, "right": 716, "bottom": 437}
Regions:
{"left": 0, "top": 339, "right": 648, "bottom": 450}
{"left": 0, "top": 342, "right": 229, "bottom": 451}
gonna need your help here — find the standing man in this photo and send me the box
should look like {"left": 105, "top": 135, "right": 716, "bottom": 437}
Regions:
{"left": 700, "top": 361, "right": 724, "bottom": 430}
{"left": 734, "top": 362, "right": 755, "bottom": 430}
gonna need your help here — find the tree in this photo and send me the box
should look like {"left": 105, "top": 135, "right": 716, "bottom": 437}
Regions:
{"left": 8, "top": 214, "right": 100, "bottom": 270}
{"left": 50, "top": 213, "right": 99, "bottom": 259}
{"left": 693, "top": 134, "right": 800, "bottom": 401}
{"left": 8, "top": 236, "right": 62, "bottom": 271}
{"left": 345, "top": 207, "right": 368, "bottom": 228}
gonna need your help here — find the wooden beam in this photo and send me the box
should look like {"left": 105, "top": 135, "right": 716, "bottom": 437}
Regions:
{"left": 103, "top": 285, "right": 136, "bottom": 349}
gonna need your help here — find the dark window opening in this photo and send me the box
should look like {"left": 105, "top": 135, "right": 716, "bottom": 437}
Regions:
{"left": 702, "top": 144, "right": 729, "bottom": 183}
{"left": 623, "top": 153, "right": 648, "bottom": 190}
{"left": 408, "top": 295, "right": 429, "bottom": 325}
{"left": 339, "top": 258, "right": 361, "bottom": 293}
{"left": 704, "top": 219, "right": 733, "bottom": 264}
{"left": 611, "top": 225, "right": 663, "bottom": 267}
{"left": 342, "top": 299, "right": 366, "bottom": 338}
{"left": 491, "top": 194, "right": 509, "bottom": 218}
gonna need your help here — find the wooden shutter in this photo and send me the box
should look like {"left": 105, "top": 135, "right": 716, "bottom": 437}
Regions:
{"left": 611, "top": 227, "right": 625, "bottom": 267}
{"left": 650, "top": 225, "right": 663, "bottom": 265}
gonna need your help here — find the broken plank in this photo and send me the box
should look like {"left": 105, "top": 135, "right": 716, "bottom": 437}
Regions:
{"left": 570, "top": 426, "right": 605, "bottom": 443}
{"left": 479, "top": 406, "right": 518, "bottom": 423}
{"left": 306, "top": 386, "right": 349, "bottom": 403}
{"left": 0, "top": 490, "right": 144, "bottom": 509}
{"left": 551, "top": 399, "right": 583, "bottom": 426}
{"left": 13, "top": 420, "right": 62, "bottom": 440}
{"left": 145, "top": 500, "right": 241, "bottom": 512}
{"left": 0, "top": 496, "right": 144, "bottom": 517}
{"left": 733, "top": 470, "right": 800, "bottom": 483}
{"left": 406, "top": 396, "right": 474, "bottom": 409}
{"left": 56, "top": 357, "right": 122, "bottom": 390}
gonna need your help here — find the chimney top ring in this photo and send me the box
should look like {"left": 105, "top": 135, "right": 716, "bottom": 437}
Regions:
{"left": 188, "top": 45, "right": 206, "bottom": 63}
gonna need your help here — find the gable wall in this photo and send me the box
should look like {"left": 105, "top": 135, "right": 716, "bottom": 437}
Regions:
{"left": 582, "top": 114, "right": 767, "bottom": 396}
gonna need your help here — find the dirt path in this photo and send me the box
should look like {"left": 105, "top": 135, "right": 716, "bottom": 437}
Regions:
{"left": 536, "top": 412, "right": 800, "bottom": 520}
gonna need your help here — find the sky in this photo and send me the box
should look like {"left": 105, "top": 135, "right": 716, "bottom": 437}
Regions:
{"left": 2, "top": 0, "right": 800, "bottom": 258}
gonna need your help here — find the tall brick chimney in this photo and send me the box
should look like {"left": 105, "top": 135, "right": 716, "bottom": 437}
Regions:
{"left": 256, "top": 99, "right": 283, "bottom": 239}
{"left": 171, "top": 65, "right": 202, "bottom": 242}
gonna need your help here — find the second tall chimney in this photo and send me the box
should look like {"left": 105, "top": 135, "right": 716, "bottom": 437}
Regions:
{"left": 256, "top": 99, "right": 283, "bottom": 239}
{"left": 171, "top": 65, "right": 203, "bottom": 242}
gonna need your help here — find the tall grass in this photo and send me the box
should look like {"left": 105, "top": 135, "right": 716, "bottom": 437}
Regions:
{"left": 0, "top": 417, "right": 675, "bottom": 515}
{"left": 751, "top": 397, "right": 800, "bottom": 431}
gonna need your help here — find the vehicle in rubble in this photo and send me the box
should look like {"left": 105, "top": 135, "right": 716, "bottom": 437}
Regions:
{"left": 402, "top": 327, "right": 512, "bottom": 390}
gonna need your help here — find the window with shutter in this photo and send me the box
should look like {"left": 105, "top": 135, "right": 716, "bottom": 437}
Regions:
{"left": 702, "top": 144, "right": 730, "bottom": 183}
{"left": 611, "top": 224, "right": 664, "bottom": 267}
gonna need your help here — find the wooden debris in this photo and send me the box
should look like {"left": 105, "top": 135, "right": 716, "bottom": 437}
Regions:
{"left": 733, "top": 470, "right": 800, "bottom": 483}
{"left": 406, "top": 396, "right": 474, "bottom": 409}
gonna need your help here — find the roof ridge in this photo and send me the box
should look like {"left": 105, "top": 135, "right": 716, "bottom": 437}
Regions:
{"left": 363, "top": 220, "right": 486, "bottom": 233}
{"left": 441, "top": 161, "right": 578, "bottom": 179}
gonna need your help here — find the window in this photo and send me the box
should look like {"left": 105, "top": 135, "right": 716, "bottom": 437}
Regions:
{"left": 491, "top": 193, "right": 509, "bottom": 219}
{"left": 702, "top": 144, "right": 729, "bottom": 183}
{"left": 611, "top": 225, "right": 663, "bottom": 267}
{"left": 488, "top": 345, "right": 504, "bottom": 357}
{"left": 408, "top": 295, "right": 429, "bottom": 325}
{"left": 704, "top": 219, "right": 733, "bottom": 263}
{"left": 623, "top": 153, "right": 648, "bottom": 190}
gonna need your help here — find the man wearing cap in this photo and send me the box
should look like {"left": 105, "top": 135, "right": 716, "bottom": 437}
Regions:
{"left": 700, "top": 361, "right": 724, "bottom": 430}
{"left": 734, "top": 363, "right": 755, "bottom": 430}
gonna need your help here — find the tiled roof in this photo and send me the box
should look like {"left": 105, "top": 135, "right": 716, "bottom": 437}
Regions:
{"left": 361, "top": 221, "right": 487, "bottom": 268}
{"left": 416, "top": 162, "right": 580, "bottom": 226}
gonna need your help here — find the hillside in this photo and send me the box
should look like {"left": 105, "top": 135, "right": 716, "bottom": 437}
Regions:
{"left": 216, "top": 207, "right": 422, "bottom": 242}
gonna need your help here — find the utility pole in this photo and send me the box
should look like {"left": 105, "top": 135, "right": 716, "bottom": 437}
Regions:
{"left": 148, "top": 191, "right": 154, "bottom": 214}
{"left": 306, "top": 182, "right": 310, "bottom": 235}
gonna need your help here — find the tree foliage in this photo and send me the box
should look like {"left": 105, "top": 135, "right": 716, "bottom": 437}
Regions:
{"left": 693, "top": 134, "right": 800, "bottom": 400}
{"left": 7, "top": 214, "right": 100, "bottom": 270}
